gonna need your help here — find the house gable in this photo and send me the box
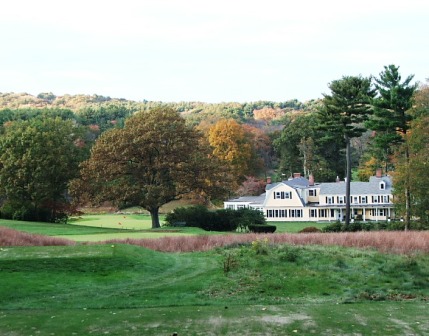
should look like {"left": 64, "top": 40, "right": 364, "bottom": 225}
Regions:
{"left": 263, "top": 183, "right": 305, "bottom": 207}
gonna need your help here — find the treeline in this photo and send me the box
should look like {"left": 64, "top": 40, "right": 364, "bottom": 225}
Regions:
{"left": 0, "top": 64, "right": 428, "bottom": 227}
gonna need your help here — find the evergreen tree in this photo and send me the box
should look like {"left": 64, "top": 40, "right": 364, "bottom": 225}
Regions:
{"left": 366, "top": 65, "right": 417, "bottom": 229}
{"left": 320, "top": 75, "right": 376, "bottom": 226}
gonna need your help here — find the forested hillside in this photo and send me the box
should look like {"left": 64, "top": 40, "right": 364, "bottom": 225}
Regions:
{"left": 0, "top": 65, "right": 428, "bottom": 227}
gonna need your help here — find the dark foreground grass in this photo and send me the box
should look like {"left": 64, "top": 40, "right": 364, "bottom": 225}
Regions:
{"left": 1, "top": 302, "right": 428, "bottom": 336}
{"left": 0, "top": 243, "right": 428, "bottom": 335}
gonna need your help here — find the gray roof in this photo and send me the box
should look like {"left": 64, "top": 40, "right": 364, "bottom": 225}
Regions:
{"left": 320, "top": 176, "right": 392, "bottom": 195}
{"left": 225, "top": 194, "right": 266, "bottom": 205}
{"left": 266, "top": 177, "right": 310, "bottom": 191}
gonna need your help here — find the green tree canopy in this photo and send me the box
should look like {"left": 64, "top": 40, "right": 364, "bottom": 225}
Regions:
{"left": 366, "top": 64, "right": 417, "bottom": 172}
{"left": 0, "top": 118, "right": 88, "bottom": 222}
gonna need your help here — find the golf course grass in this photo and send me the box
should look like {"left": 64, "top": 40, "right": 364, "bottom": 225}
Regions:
{"left": 0, "top": 216, "right": 428, "bottom": 335}
{"left": 0, "top": 236, "right": 428, "bottom": 335}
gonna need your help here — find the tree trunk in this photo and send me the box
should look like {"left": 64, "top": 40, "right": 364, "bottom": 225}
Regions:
{"left": 345, "top": 136, "right": 351, "bottom": 226}
{"left": 404, "top": 144, "right": 411, "bottom": 231}
{"left": 149, "top": 207, "right": 161, "bottom": 229}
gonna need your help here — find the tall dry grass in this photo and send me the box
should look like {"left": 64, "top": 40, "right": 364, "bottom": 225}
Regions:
{"left": 0, "top": 227, "right": 75, "bottom": 247}
{"left": 105, "top": 231, "right": 429, "bottom": 255}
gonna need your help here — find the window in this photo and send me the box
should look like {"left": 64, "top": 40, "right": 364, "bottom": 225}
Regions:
{"left": 310, "top": 209, "right": 317, "bottom": 218}
{"left": 289, "top": 209, "right": 303, "bottom": 218}
{"left": 326, "top": 196, "right": 334, "bottom": 204}
{"left": 379, "top": 181, "right": 385, "bottom": 190}
{"left": 309, "top": 189, "right": 317, "bottom": 197}
{"left": 353, "top": 196, "right": 358, "bottom": 204}
{"left": 237, "top": 205, "right": 245, "bottom": 209}
{"left": 226, "top": 205, "right": 235, "bottom": 210}
{"left": 318, "top": 209, "right": 327, "bottom": 218}
{"left": 361, "top": 196, "right": 367, "bottom": 204}
{"left": 383, "top": 195, "right": 389, "bottom": 203}
{"left": 337, "top": 196, "right": 345, "bottom": 204}
{"left": 274, "top": 191, "right": 292, "bottom": 199}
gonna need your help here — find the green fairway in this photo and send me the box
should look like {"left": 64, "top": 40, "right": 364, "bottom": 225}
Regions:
{"left": 0, "top": 242, "right": 428, "bottom": 335}
{"left": 272, "top": 221, "right": 328, "bottom": 233}
{"left": 70, "top": 213, "right": 156, "bottom": 230}
{"left": 1, "top": 216, "right": 330, "bottom": 243}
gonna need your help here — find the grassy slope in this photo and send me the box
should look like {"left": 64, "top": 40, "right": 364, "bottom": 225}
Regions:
{"left": 0, "top": 243, "right": 428, "bottom": 335}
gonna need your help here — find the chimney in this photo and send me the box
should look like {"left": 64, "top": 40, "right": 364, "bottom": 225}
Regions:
{"left": 266, "top": 176, "right": 272, "bottom": 184}
{"left": 336, "top": 176, "right": 340, "bottom": 183}
{"left": 293, "top": 173, "right": 301, "bottom": 179}
{"left": 308, "top": 174, "right": 315, "bottom": 186}
{"left": 376, "top": 168, "right": 382, "bottom": 178}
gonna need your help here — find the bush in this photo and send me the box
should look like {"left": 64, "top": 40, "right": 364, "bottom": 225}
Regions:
{"left": 165, "top": 205, "right": 209, "bottom": 228}
{"left": 299, "top": 226, "right": 321, "bottom": 233}
{"left": 322, "top": 221, "right": 344, "bottom": 232}
{"left": 248, "top": 224, "right": 276, "bottom": 233}
{"left": 165, "top": 206, "right": 267, "bottom": 232}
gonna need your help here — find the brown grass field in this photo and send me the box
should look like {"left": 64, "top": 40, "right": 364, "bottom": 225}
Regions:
{"left": 1, "top": 226, "right": 428, "bottom": 255}
{"left": 105, "top": 231, "right": 429, "bottom": 254}
{"left": 0, "top": 226, "right": 75, "bottom": 246}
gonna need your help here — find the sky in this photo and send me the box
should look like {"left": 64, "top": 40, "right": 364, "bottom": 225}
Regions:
{"left": 0, "top": 0, "right": 427, "bottom": 103}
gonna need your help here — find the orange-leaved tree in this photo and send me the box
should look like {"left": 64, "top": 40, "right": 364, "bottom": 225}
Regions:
{"left": 208, "top": 119, "right": 256, "bottom": 188}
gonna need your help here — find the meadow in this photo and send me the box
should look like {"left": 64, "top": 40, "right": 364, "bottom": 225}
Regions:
{"left": 0, "top": 217, "right": 428, "bottom": 335}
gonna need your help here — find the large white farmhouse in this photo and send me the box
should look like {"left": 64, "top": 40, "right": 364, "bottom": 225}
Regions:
{"left": 224, "top": 171, "right": 394, "bottom": 222}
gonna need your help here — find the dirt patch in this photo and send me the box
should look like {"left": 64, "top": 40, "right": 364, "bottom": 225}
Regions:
{"left": 261, "top": 313, "right": 311, "bottom": 325}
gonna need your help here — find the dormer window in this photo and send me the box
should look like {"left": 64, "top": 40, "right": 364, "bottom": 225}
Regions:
{"left": 379, "top": 181, "right": 385, "bottom": 190}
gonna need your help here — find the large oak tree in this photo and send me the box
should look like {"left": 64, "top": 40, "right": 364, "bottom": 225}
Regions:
{"left": 71, "top": 107, "right": 228, "bottom": 228}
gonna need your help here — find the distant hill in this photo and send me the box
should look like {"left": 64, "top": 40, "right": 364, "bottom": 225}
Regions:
{"left": 0, "top": 92, "right": 321, "bottom": 125}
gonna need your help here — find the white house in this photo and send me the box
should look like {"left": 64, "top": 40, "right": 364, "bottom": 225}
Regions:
{"left": 224, "top": 171, "right": 394, "bottom": 222}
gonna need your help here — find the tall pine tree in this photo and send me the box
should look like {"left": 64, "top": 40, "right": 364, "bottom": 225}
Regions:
{"left": 320, "top": 75, "right": 376, "bottom": 226}
{"left": 366, "top": 65, "right": 417, "bottom": 229}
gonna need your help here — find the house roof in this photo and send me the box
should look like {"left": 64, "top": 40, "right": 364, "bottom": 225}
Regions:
{"left": 320, "top": 176, "right": 392, "bottom": 195}
{"left": 266, "top": 177, "right": 310, "bottom": 191}
{"left": 224, "top": 194, "right": 266, "bottom": 205}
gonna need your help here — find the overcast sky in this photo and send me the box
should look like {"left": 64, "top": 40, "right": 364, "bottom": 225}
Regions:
{"left": 0, "top": 0, "right": 427, "bottom": 103}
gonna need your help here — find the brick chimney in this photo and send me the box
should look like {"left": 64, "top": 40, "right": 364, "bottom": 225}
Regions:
{"left": 308, "top": 174, "right": 315, "bottom": 186}
{"left": 293, "top": 173, "right": 301, "bottom": 179}
{"left": 266, "top": 176, "right": 272, "bottom": 184}
{"left": 376, "top": 168, "right": 382, "bottom": 178}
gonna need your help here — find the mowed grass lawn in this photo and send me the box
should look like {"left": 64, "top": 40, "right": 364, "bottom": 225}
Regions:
{"left": 0, "top": 215, "right": 329, "bottom": 242}
{"left": 2, "top": 216, "right": 428, "bottom": 335}
{"left": 0, "top": 243, "right": 428, "bottom": 335}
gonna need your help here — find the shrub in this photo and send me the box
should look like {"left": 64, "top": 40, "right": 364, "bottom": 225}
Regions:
{"left": 299, "top": 226, "right": 321, "bottom": 233}
{"left": 248, "top": 224, "right": 276, "bottom": 233}
{"left": 165, "top": 205, "right": 209, "bottom": 228}
{"left": 251, "top": 238, "right": 269, "bottom": 254}
{"left": 165, "top": 206, "right": 266, "bottom": 232}
{"left": 322, "top": 221, "right": 344, "bottom": 232}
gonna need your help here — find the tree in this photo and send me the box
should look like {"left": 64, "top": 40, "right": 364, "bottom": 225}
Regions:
{"left": 208, "top": 119, "right": 255, "bottom": 185}
{"left": 0, "top": 118, "right": 87, "bottom": 222}
{"left": 70, "top": 107, "right": 228, "bottom": 229}
{"left": 393, "top": 116, "right": 429, "bottom": 226}
{"left": 320, "top": 75, "right": 376, "bottom": 226}
{"left": 366, "top": 65, "right": 417, "bottom": 172}
{"left": 366, "top": 65, "right": 417, "bottom": 229}
{"left": 274, "top": 112, "right": 339, "bottom": 182}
